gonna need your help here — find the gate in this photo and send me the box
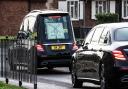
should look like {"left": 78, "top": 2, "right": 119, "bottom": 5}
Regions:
{"left": 0, "top": 38, "right": 37, "bottom": 89}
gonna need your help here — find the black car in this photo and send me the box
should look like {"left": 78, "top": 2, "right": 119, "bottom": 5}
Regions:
{"left": 71, "top": 22, "right": 128, "bottom": 89}
{"left": 9, "top": 10, "right": 78, "bottom": 71}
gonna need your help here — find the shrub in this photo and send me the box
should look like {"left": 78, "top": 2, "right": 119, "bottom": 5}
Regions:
{"left": 95, "top": 13, "right": 119, "bottom": 24}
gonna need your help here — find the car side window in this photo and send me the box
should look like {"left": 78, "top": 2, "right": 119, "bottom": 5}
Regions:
{"left": 99, "top": 27, "right": 109, "bottom": 44}
{"left": 18, "top": 19, "right": 30, "bottom": 39}
{"left": 105, "top": 32, "right": 111, "bottom": 44}
{"left": 23, "top": 18, "right": 30, "bottom": 31}
{"left": 19, "top": 17, "right": 35, "bottom": 39}
{"left": 91, "top": 27, "right": 104, "bottom": 44}
{"left": 84, "top": 28, "right": 96, "bottom": 45}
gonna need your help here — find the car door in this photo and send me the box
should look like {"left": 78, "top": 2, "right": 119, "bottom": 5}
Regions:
{"left": 98, "top": 27, "right": 111, "bottom": 60}
{"left": 75, "top": 27, "right": 96, "bottom": 78}
{"left": 76, "top": 26, "right": 104, "bottom": 79}
{"left": 87, "top": 26, "right": 104, "bottom": 79}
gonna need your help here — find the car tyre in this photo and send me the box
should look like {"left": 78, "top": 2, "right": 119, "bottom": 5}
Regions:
{"left": 100, "top": 63, "right": 115, "bottom": 89}
{"left": 71, "top": 60, "right": 83, "bottom": 88}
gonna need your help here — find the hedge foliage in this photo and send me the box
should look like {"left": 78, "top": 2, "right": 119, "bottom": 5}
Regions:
{"left": 95, "top": 13, "right": 119, "bottom": 24}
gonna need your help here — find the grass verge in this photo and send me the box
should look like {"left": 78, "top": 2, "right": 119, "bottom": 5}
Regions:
{"left": 0, "top": 36, "right": 16, "bottom": 40}
{"left": 0, "top": 81, "right": 26, "bottom": 89}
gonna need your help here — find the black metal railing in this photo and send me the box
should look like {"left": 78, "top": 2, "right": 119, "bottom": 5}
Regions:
{"left": 0, "top": 38, "right": 37, "bottom": 89}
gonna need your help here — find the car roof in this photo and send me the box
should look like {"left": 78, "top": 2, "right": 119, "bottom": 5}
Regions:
{"left": 25, "top": 9, "right": 68, "bottom": 18}
{"left": 20, "top": 9, "right": 69, "bottom": 32}
{"left": 96, "top": 22, "right": 128, "bottom": 30}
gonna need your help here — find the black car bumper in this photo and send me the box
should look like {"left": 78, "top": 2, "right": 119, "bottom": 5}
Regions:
{"left": 37, "top": 56, "right": 72, "bottom": 68}
{"left": 114, "top": 61, "right": 128, "bottom": 88}
{"left": 118, "top": 69, "right": 128, "bottom": 89}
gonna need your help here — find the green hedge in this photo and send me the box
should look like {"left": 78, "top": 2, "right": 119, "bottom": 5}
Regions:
{"left": 95, "top": 13, "right": 119, "bottom": 24}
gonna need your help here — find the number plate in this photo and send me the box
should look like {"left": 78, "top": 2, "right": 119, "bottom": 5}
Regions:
{"left": 51, "top": 45, "right": 65, "bottom": 50}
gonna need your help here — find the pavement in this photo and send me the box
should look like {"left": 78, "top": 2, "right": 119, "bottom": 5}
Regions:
{"left": 0, "top": 77, "right": 100, "bottom": 89}
{"left": 0, "top": 77, "right": 72, "bottom": 89}
{"left": 0, "top": 67, "right": 100, "bottom": 89}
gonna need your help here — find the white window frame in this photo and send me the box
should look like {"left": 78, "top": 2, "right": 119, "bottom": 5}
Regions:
{"left": 122, "top": 0, "right": 128, "bottom": 19}
{"left": 67, "top": 0, "right": 79, "bottom": 20}
{"left": 91, "top": 0, "right": 115, "bottom": 19}
{"left": 95, "top": 1, "right": 109, "bottom": 14}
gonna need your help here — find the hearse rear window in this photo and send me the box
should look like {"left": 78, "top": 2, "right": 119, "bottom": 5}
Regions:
{"left": 44, "top": 16, "right": 69, "bottom": 40}
{"left": 38, "top": 14, "right": 73, "bottom": 41}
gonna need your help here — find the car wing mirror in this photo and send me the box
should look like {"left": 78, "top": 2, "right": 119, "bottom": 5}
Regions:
{"left": 83, "top": 43, "right": 89, "bottom": 50}
{"left": 17, "top": 31, "right": 29, "bottom": 39}
{"left": 76, "top": 39, "right": 84, "bottom": 47}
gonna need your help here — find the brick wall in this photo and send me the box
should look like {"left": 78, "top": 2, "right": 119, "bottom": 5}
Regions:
{"left": 84, "top": 1, "right": 96, "bottom": 28}
{"left": 0, "top": 0, "right": 28, "bottom": 35}
{"left": 0, "top": 0, "right": 57, "bottom": 36}
{"left": 31, "top": 0, "right": 47, "bottom": 10}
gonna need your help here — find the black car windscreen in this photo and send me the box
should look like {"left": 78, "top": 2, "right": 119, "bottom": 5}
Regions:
{"left": 37, "top": 13, "right": 73, "bottom": 42}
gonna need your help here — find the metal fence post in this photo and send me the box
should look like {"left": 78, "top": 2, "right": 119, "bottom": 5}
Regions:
{"left": 19, "top": 39, "right": 22, "bottom": 87}
{"left": 19, "top": 81, "right": 22, "bottom": 87}
{"left": 5, "top": 36, "right": 9, "bottom": 84}
{"left": 1, "top": 39, "right": 4, "bottom": 77}
{"left": 34, "top": 38, "right": 37, "bottom": 89}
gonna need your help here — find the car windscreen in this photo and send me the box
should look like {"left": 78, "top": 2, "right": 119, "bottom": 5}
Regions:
{"left": 114, "top": 27, "right": 128, "bottom": 41}
{"left": 37, "top": 13, "right": 74, "bottom": 42}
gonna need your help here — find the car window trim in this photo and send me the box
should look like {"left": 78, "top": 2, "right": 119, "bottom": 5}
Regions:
{"left": 90, "top": 26, "right": 104, "bottom": 44}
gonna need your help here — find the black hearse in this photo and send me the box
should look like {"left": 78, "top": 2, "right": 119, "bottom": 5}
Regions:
{"left": 12, "top": 10, "right": 78, "bottom": 71}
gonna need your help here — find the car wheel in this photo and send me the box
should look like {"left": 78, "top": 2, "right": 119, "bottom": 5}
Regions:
{"left": 100, "top": 63, "right": 114, "bottom": 89}
{"left": 71, "top": 60, "right": 82, "bottom": 88}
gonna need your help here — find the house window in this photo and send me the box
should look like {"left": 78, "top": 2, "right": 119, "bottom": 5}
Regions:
{"left": 67, "top": 0, "right": 79, "bottom": 20}
{"left": 91, "top": 0, "right": 115, "bottom": 19}
{"left": 95, "top": 1, "right": 109, "bottom": 14}
{"left": 122, "top": 0, "right": 128, "bottom": 18}
{"left": 58, "top": 0, "right": 83, "bottom": 20}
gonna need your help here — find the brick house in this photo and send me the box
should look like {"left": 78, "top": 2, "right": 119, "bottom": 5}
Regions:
{"left": 58, "top": 0, "right": 128, "bottom": 38}
{"left": 0, "top": 0, "right": 58, "bottom": 35}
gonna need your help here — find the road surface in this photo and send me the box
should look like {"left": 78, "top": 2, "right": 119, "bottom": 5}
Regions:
{"left": 37, "top": 67, "right": 100, "bottom": 89}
